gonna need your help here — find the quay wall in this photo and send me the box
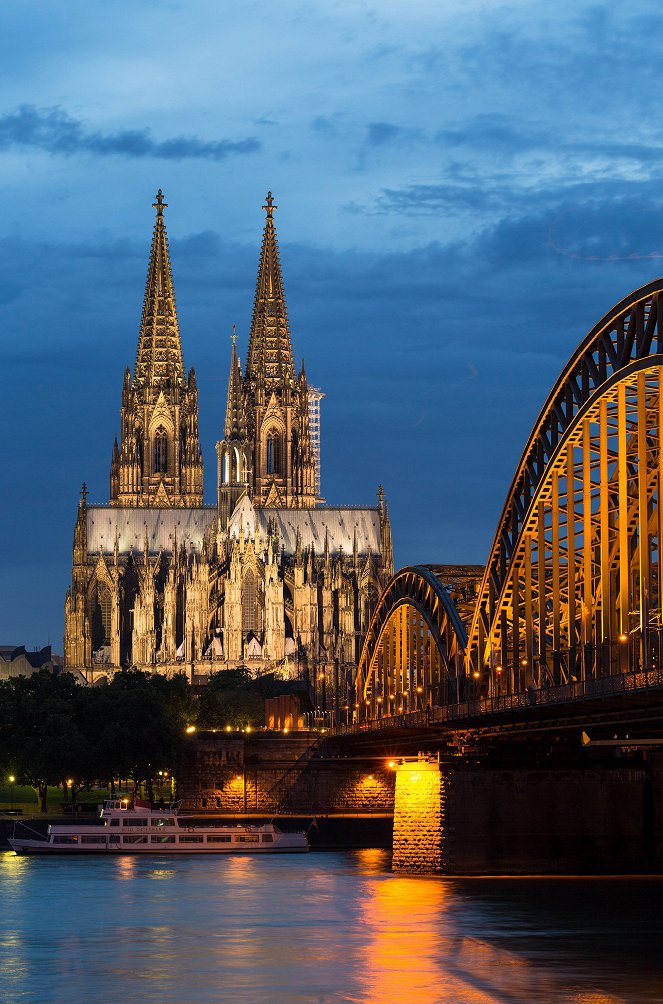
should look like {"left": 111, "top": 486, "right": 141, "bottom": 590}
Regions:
{"left": 178, "top": 736, "right": 663, "bottom": 872}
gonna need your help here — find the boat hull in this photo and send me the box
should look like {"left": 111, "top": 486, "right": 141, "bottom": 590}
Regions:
{"left": 9, "top": 837, "right": 309, "bottom": 855}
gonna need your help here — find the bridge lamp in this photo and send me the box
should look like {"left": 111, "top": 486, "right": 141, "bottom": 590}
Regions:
{"left": 226, "top": 725, "right": 232, "bottom": 732}
{"left": 416, "top": 686, "right": 423, "bottom": 693}
{"left": 618, "top": 633, "right": 629, "bottom": 643}
{"left": 520, "top": 658, "right": 528, "bottom": 667}
{"left": 388, "top": 760, "right": 396, "bottom": 769}
{"left": 185, "top": 725, "right": 196, "bottom": 734}
{"left": 472, "top": 671, "right": 480, "bottom": 679}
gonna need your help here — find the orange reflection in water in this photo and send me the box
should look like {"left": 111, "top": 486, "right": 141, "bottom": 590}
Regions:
{"left": 353, "top": 876, "right": 567, "bottom": 1004}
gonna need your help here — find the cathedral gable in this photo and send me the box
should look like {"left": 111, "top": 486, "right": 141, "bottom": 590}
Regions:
{"left": 153, "top": 481, "right": 171, "bottom": 507}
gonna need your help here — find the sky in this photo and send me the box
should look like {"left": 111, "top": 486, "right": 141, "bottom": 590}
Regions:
{"left": 2, "top": 0, "right": 663, "bottom": 650}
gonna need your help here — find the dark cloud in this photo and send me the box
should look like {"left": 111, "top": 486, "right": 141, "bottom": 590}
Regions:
{"left": 366, "top": 122, "right": 421, "bottom": 147}
{"left": 0, "top": 105, "right": 261, "bottom": 161}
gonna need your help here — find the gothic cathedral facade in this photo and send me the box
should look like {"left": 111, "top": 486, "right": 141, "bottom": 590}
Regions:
{"left": 64, "top": 192, "right": 393, "bottom": 689}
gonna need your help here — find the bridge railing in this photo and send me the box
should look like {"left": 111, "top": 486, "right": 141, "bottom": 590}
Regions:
{"left": 331, "top": 667, "right": 663, "bottom": 735}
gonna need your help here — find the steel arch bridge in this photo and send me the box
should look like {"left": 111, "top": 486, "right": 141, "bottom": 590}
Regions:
{"left": 355, "top": 566, "right": 468, "bottom": 719}
{"left": 355, "top": 277, "right": 663, "bottom": 719}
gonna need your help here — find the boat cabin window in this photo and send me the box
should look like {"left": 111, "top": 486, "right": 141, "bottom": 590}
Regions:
{"left": 123, "top": 817, "right": 147, "bottom": 826}
{"left": 109, "top": 835, "right": 120, "bottom": 844}
{"left": 54, "top": 836, "right": 78, "bottom": 844}
{"left": 151, "top": 835, "right": 176, "bottom": 844}
{"left": 109, "top": 818, "right": 120, "bottom": 827}
{"left": 237, "top": 834, "right": 260, "bottom": 843}
{"left": 179, "top": 835, "right": 204, "bottom": 843}
{"left": 207, "top": 835, "right": 232, "bottom": 843}
{"left": 153, "top": 817, "right": 175, "bottom": 828}
{"left": 122, "top": 835, "right": 148, "bottom": 844}
{"left": 81, "top": 835, "right": 107, "bottom": 844}
{"left": 261, "top": 834, "right": 273, "bottom": 842}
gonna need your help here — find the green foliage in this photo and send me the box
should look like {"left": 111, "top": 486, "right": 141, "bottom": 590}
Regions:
{"left": 195, "top": 668, "right": 282, "bottom": 728}
{"left": 0, "top": 669, "right": 191, "bottom": 808}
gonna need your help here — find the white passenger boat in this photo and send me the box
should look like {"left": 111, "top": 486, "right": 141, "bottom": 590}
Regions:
{"left": 9, "top": 800, "right": 309, "bottom": 855}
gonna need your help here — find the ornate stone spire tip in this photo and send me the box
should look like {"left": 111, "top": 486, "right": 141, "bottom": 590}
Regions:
{"left": 263, "top": 191, "right": 277, "bottom": 218}
{"left": 153, "top": 189, "right": 168, "bottom": 216}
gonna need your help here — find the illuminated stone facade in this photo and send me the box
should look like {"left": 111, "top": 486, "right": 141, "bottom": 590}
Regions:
{"left": 64, "top": 192, "right": 393, "bottom": 686}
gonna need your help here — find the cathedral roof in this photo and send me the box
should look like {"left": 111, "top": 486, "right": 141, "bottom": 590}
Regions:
{"left": 134, "top": 190, "right": 186, "bottom": 391}
{"left": 245, "top": 192, "right": 295, "bottom": 391}
{"left": 227, "top": 496, "right": 382, "bottom": 557}
{"left": 86, "top": 506, "right": 216, "bottom": 556}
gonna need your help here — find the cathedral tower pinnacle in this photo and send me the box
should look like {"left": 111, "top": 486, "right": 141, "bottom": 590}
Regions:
{"left": 110, "top": 190, "right": 203, "bottom": 508}
{"left": 226, "top": 192, "right": 316, "bottom": 510}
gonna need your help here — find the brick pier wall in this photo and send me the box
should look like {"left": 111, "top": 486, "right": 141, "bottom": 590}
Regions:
{"left": 177, "top": 734, "right": 663, "bottom": 873}
{"left": 177, "top": 733, "right": 395, "bottom": 814}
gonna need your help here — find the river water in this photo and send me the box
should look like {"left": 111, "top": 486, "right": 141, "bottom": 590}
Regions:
{"left": 1, "top": 849, "right": 662, "bottom": 1003}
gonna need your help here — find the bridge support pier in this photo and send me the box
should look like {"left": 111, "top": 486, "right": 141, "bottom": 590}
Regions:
{"left": 392, "top": 754, "right": 449, "bottom": 874}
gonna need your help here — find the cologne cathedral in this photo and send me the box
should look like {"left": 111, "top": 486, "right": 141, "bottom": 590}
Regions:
{"left": 64, "top": 191, "right": 393, "bottom": 688}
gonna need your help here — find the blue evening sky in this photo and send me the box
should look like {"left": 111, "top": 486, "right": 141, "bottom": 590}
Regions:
{"left": 2, "top": 0, "right": 663, "bottom": 650}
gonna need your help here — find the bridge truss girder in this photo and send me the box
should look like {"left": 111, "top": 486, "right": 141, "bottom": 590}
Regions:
{"left": 468, "top": 278, "right": 663, "bottom": 698}
{"left": 355, "top": 566, "right": 468, "bottom": 720}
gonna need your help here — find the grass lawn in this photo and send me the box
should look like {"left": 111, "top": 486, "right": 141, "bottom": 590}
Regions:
{"left": 0, "top": 780, "right": 175, "bottom": 814}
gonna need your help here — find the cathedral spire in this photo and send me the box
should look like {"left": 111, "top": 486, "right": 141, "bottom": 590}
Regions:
{"left": 246, "top": 192, "right": 295, "bottom": 390}
{"left": 224, "top": 325, "right": 246, "bottom": 440}
{"left": 134, "top": 190, "right": 185, "bottom": 390}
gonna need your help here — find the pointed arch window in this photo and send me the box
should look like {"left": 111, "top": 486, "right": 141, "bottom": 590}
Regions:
{"left": 154, "top": 427, "right": 168, "bottom": 474}
{"left": 242, "top": 569, "right": 257, "bottom": 634}
{"left": 266, "top": 433, "right": 281, "bottom": 475}
{"left": 222, "top": 450, "right": 229, "bottom": 485}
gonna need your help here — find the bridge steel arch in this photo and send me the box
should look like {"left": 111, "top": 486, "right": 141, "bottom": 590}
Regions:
{"left": 467, "top": 278, "right": 663, "bottom": 697}
{"left": 355, "top": 566, "right": 468, "bottom": 720}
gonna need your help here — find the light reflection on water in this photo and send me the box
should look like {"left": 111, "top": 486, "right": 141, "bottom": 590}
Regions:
{"left": 1, "top": 850, "right": 662, "bottom": 1003}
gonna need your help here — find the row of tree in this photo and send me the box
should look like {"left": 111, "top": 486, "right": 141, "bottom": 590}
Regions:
{"left": 0, "top": 667, "right": 284, "bottom": 811}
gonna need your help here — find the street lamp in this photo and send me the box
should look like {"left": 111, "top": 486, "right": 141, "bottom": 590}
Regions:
{"left": 8, "top": 775, "right": 15, "bottom": 812}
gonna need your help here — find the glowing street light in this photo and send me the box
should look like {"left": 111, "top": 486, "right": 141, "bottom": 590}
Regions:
{"left": 185, "top": 725, "right": 196, "bottom": 734}
{"left": 8, "top": 775, "right": 15, "bottom": 812}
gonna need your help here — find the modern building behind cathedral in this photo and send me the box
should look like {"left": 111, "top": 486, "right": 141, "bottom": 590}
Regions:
{"left": 64, "top": 191, "right": 393, "bottom": 690}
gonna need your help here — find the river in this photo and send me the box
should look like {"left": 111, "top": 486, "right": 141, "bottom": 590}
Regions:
{"left": 1, "top": 849, "right": 662, "bottom": 1003}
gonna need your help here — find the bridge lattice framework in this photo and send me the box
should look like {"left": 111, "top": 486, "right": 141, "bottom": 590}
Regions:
{"left": 355, "top": 279, "right": 663, "bottom": 721}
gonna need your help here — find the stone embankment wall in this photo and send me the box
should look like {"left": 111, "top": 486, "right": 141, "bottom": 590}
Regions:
{"left": 177, "top": 733, "right": 395, "bottom": 814}
{"left": 178, "top": 735, "right": 663, "bottom": 873}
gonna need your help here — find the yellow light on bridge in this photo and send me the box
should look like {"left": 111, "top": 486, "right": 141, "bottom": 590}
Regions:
{"left": 185, "top": 725, "right": 196, "bottom": 734}
{"left": 225, "top": 725, "right": 232, "bottom": 732}
{"left": 388, "top": 760, "right": 396, "bottom": 769}
{"left": 618, "top": 633, "right": 629, "bottom": 643}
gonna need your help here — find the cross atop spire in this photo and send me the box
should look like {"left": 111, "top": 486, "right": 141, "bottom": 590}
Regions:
{"left": 152, "top": 189, "right": 168, "bottom": 216}
{"left": 263, "top": 191, "right": 277, "bottom": 218}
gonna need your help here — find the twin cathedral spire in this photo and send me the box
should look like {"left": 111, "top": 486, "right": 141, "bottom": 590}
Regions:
{"left": 109, "top": 189, "right": 316, "bottom": 517}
